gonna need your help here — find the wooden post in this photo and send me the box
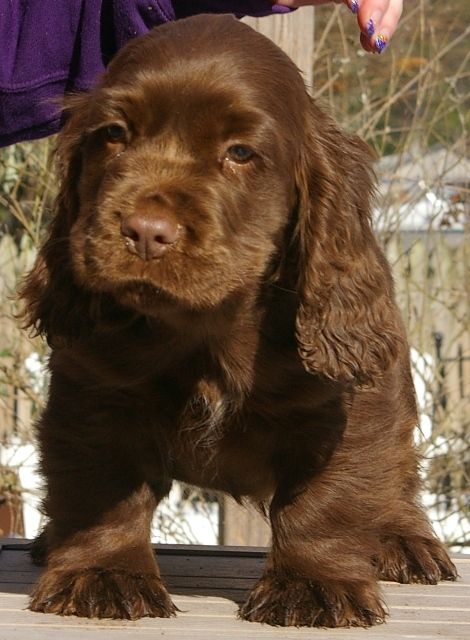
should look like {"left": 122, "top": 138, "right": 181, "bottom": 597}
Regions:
{"left": 219, "top": 497, "right": 271, "bottom": 546}
{"left": 220, "top": 9, "right": 315, "bottom": 546}
{"left": 243, "top": 8, "right": 315, "bottom": 91}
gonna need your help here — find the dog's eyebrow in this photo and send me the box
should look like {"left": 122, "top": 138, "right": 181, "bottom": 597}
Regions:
{"left": 82, "top": 88, "right": 144, "bottom": 134}
{"left": 86, "top": 85, "right": 279, "bottom": 146}
{"left": 96, "top": 89, "right": 137, "bottom": 110}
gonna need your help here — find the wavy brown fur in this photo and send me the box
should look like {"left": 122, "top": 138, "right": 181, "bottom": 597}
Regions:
{"left": 21, "top": 15, "right": 456, "bottom": 627}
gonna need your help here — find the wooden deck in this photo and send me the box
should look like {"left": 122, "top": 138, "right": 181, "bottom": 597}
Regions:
{"left": 1, "top": 539, "right": 469, "bottom": 639}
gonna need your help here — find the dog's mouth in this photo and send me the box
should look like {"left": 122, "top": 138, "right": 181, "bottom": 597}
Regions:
{"left": 109, "top": 279, "right": 194, "bottom": 320}
{"left": 113, "top": 280, "right": 171, "bottom": 303}
{"left": 101, "top": 258, "right": 230, "bottom": 317}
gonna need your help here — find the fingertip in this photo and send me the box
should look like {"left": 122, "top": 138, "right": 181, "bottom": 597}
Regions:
{"left": 359, "top": 31, "right": 375, "bottom": 53}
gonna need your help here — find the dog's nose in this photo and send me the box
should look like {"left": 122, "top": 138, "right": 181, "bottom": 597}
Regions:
{"left": 121, "top": 213, "right": 180, "bottom": 260}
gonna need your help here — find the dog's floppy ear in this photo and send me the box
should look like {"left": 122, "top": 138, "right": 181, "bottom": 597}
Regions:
{"left": 19, "top": 94, "right": 95, "bottom": 343}
{"left": 294, "top": 99, "right": 402, "bottom": 386}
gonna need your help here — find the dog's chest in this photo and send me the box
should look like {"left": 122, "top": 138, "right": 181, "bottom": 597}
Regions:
{"left": 170, "top": 378, "right": 276, "bottom": 498}
{"left": 178, "top": 379, "right": 232, "bottom": 445}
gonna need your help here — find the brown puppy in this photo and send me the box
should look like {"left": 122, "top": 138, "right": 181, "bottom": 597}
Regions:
{"left": 21, "top": 14, "right": 456, "bottom": 627}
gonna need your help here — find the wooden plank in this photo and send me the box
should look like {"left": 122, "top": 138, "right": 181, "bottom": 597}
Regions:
{"left": 387, "top": 594, "right": 470, "bottom": 608}
{"left": 0, "top": 570, "right": 255, "bottom": 590}
{"left": 389, "top": 608, "right": 470, "bottom": 622}
{"left": 1, "top": 611, "right": 470, "bottom": 640}
{"left": 1, "top": 543, "right": 469, "bottom": 639}
{"left": 1, "top": 618, "right": 470, "bottom": 638}
{"left": 0, "top": 550, "right": 267, "bottom": 579}
{"left": 0, "top": 541, "right": 269, "bottom": 557}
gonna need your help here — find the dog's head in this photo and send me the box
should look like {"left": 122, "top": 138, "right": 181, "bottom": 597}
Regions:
{"left": 22, "top": 14, "right": 401, "bottom": 385}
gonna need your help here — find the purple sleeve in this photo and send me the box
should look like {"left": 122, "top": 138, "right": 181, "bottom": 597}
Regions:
{"left": 0, "top": 1, "right": 293, "bottom": 147}
{"left": 173, "top": 1, "right": 292, "bottom": 19}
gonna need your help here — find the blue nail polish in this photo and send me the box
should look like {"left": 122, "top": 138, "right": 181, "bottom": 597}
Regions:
{"left": 367, "top": 19, "right": 375, "bottom": 37}
{"left": 375, "top": 35, "right": 388, "bottom": 53}
{"left": 271, "top": 4, "right": 292, "bottom": 13}
{"left": 351, "top": 1, "right": 359, "bottom": 14}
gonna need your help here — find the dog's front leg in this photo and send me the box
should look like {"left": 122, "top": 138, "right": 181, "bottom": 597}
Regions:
{"left": 29, "top": 398, "right": 176, "bottom": 619}
{"left": 30, "top": 477, "right": 176, "bottom": 619}
{"left": 30, "top": 481, "right": 176, "bottom": 619}
{"left": 239, "top": 470, "right": 386, "bottom": 627}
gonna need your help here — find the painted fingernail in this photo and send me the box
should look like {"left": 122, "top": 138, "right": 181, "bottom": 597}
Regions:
{"left": 350, "top": 0, "right": 359, "bottom": 14}
{"left": 367, "top": 19, "right": 375, "bottom": 37}
{"left": 375, "top": 34, "right": 388, "bottom": 54}
{"left": 271, "top": 4, "right": 292, "bottom": 13}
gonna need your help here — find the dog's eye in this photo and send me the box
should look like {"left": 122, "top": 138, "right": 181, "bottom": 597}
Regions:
{"left": 225, "top": 145, "right": 254, "bottom": 164}
{"left": 105, "top": 124, "right": 127, "bottom": 143}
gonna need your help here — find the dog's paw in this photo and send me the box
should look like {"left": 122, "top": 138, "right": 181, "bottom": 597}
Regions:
{"left": 239, "top": 570, "right": 386, "bottom": 627}
{"left": 376, "top": 536, "right": 458, "bottom": 584}
{"left": 29, "top": 567, "right": 177, "bottom": 619}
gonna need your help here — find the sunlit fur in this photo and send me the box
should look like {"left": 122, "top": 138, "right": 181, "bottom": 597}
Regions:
{"left": 21, "top": 15, "right": 457, "bottom": 628}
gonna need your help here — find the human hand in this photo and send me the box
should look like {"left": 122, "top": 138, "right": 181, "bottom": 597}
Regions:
{"left": 274, "top": 1, "right": 404, "bottom": 54}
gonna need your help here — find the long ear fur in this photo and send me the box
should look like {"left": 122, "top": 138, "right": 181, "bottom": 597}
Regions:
{"left": 294, "top": 100, "right": 403, "bottom": 386}
{"left": 19, "top": 95, "right": 98, "bottom": 344}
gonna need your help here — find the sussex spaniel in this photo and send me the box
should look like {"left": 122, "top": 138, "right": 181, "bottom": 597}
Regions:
{"left": 21, "top": 14, "right": 456, "bottom": 628}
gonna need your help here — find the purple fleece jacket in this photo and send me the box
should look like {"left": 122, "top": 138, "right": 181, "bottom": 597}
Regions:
{"left": 0, "top": 1, "right": 292, "bottom": 147}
